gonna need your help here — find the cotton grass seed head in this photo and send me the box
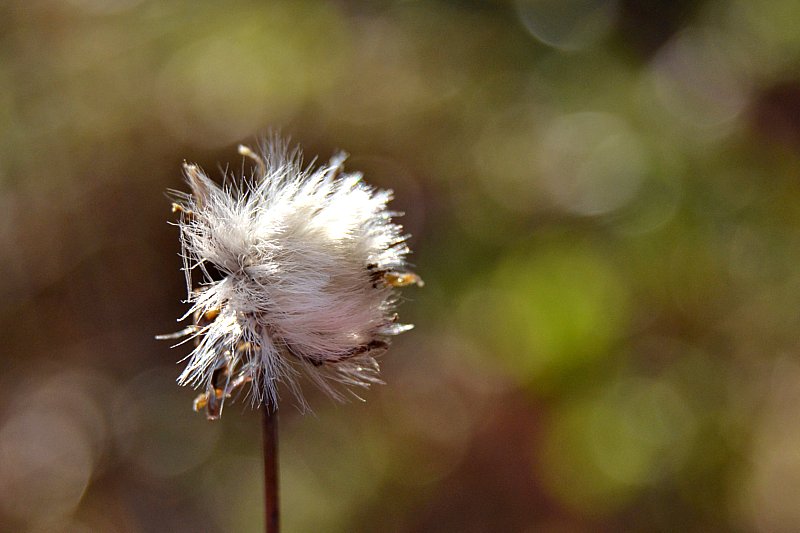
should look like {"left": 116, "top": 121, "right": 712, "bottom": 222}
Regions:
{"left": 158, "top": 137, "right": 422, "bottom": 419}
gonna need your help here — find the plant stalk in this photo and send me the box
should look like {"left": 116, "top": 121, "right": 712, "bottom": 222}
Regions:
{"left": 262, "top": 404, "right": 279, "bottom": 533}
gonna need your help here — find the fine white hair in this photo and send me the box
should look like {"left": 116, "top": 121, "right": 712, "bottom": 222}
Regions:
{"left": 160, "top": 137, "right": 421, "bottom": 417}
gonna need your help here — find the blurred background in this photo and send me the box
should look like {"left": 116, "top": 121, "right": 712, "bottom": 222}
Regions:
{"left": 2, "top": 0, "right": 800, "bottom": 531}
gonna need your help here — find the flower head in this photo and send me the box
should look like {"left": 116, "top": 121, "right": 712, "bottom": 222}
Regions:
{"left": 158, "top": 137, "right": 421, "bottom": 418}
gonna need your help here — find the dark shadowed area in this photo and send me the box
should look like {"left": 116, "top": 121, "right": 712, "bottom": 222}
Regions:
{"left": 2, "top": 1, "right": 800, "bottom": 531}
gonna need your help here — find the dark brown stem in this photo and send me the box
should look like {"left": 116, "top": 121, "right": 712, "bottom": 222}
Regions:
{"left": 262, "top": 404, "right": 279, "bottom": 533}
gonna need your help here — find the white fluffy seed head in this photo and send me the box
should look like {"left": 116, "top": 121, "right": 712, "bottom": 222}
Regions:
{"left": 161, "top": 137, "right": 421, "bottom": 417}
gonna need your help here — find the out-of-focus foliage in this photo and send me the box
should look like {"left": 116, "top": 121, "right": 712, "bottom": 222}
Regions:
{"left": 2, "top": 0, "right": 800, "bottom": 531}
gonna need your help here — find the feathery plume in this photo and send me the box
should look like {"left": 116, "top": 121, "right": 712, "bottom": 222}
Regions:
{"left": 158, "top": 137, "right": 422, "bottom": 419}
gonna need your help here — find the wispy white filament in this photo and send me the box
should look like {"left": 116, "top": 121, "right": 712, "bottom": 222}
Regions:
{"left": 161, "top": 137, "right": 420, "bottom": 416}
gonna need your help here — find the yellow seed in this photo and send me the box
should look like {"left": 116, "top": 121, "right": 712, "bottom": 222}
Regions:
{"left": 383, "top": 272, "right": 424, "bottom": 288}
{"left": 193, "top": 393, "right": 208, "bottom": 411}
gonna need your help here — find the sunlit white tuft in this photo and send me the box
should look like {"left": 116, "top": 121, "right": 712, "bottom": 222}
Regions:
{"left": 158, "top": 137, "right": 422, "bottom": 418}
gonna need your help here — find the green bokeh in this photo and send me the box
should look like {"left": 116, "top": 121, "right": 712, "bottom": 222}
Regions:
{"left": 463, "top": 242, "right": 629, "bottom": 392}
